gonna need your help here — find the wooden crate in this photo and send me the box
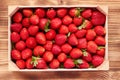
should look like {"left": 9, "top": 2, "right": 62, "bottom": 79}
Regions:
{"left": 8, "top": 5, "right": 109, "bottom": 71}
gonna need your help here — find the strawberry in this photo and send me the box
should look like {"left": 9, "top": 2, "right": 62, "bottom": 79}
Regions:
{"left": 20, "top": 28, "right": 29, "bottom": 40}
{"left": 59, "top": 25, "right": 69, "bottom": 34}
{"left": 87, "top": 41, "right": 98, "bottom": 53}
{"left": 52, "top": 44, "right": 61, "bottom": 55}
{"left": 36, "top": 32, "right": 46, "bottom": 45}
{"left": 76, "top": 59, "right": 89, "bottom": 69}
{"left": 26, "top": 37, "right": 37, "bottom": 49}
{"left": 22, "top": 18, "right": 30, "bottom": 27}
{"left": 16, "top": 60, "right": 26, "bottom": 69}
{"left": 77, "top": 38, "right": 87, "bottom": 49}
{"left": 11, "top": 32, "right": 20, "bottom": 43}
{"left": 68, "top": 34, "right": 78, "bottom": 46}
{"left": 28, "top": 25, "right": 39, "bottom": 36}
{"left": 68, "top": 24, "right": 77, "bottom": 33}
{"left": 94, "top": 26, "right": 105, "bottom": 36}
{"left": 64, "top": 58, "right": 75, "bottom": 68}
{"left": 11, "top": 49, "right": 21, "bottom": 60}
{"left": 45, "top": 29, "right": 56, "bottom": 40}
{"left": 69, "top": 8, "right": 77, "bottom": 17}
{"left": 49, "top": 59, "right": 60, "bottom": 69}
{"left": 82, "top": 50, "right": 92, "bottom": 62}
{"left": 97, "top": 48, "right": 105, "bottom": 57}
{"left": 70, "top": 48, "right": 83, "bottom": 59}
{"left": 47, "top": 9, "right": 56, "bottom": 19}
{"left": 43, "top": 51, "right": 54, "bottom": 62}
{"left": 91, "top": 11, "right": 106, "bottom": 26}
{"left": 81, "top": 9, "right": 92, "bottom": 18}
{"left": 26, "top": 58, "right": 34, "bottom": 69}
{"left": 62, "top": 15, "right": 72, "bottom": 25}
{"left": 50, "top": 18, "right": 62, "bottom": 29}
{"left": 11, "top": 23, "right": 22, "bottom": 33}
{"left": 75, "top": 29, "right": 86, "bottom": 38}
{"left": 73, "top": 17, "right": 83, "bottom": 26}
{"left": 33, "top": 46, "right": 45, "bottom": 56}
{"left": 57, "top": 8, "right": 67, "bottom": 18}
{"left": 92, "top": 55, "right": 104, "bottom": 67}
{"left": 86, "top": 30, "right": 96, "bottom": 41}
{"left": 21, "top": 48, "right": 32, "bottom": 60}
{"left": 43, "top": 41, "right": 53, "bottom": 51}
{"left": 30, "top": 15, "right": 39, "bottom": 25}
{"left": 61, "top": 43, "right": 72, "bottom": 54}
{"left": 22, "top": 8, "right": 33, "bottom": 17}
{"left": 35, "top": 8, "right": 45, "bottom": 18}
{"left": 57, "top": 53, "right": 67, "bottom": 62}
{"left": 95, "top": 36, "right": 105, "bottom": 46}
{"left": 39, "top": 18, "right": 49, "bottom": 30}
{"left": 12, "top": 12, "right": 22, "bottom": 23}
{"left": 55, "top": 34, "right": 67, "bottom": 45}
{"left": 15, "top": 41, "right": 26, "bottom": 51}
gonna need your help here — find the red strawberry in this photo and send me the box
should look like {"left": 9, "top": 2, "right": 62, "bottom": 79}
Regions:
{"left": 92, "top": 55, "right": 104, "bottom": 67}
{"left": 91, "top": 11, "right": 106, "bottom": 26}
{"left": 77, "top": 38, "right": 87, "bottom": 49}
{"left": 57, "top": 8, "right": 67, "bottom": 18}
{"left": 94, "top": 26, "right": 105, "bottom": 36}
{"left": 35, "top": 8, "right": 45, "bottom": 18}
{"left": 15, "top": 41, "right": 26, "bottom": 51}
{"left": 87, "top": 41, "right": 98, "bottom": 53}
{"left": 64, "top": 58, "right": 75, "bottom": 68}
{"left": 11, "top": 49, "right": 21, "bottom": 60}
{"left": 43, "top": 41, "right": 53, "bottom": 51}
{"left": 75, "top": 29, "right": 86, "bottom": 38}
{"left": 30, "top": 15, "right": 39, "bottom": 25}
{"left": 26, "top": 58, "right": 34, "bottom": 69}
{"left": 73, "top": 17, "right": 83, "bottom": 26}
{"left": 69, "top": 8, "right": 77, "bottom": 17}
{"left": 22, "top": 8, "right": 33, "bottom": 17}
{"left": 83, "top": 20, "right": 93, "bottom": 29}
{"left": 16, "top": 60, "right": 26, "bottom": 69}
{"left": 33, "top": 46, "right": 45, "bottom": 56}
{"left": 82, "top": 9, "right": 92, "bottom": 18}
{"left": 36, "top": 32, "right": 46, "bottom": 45}
{"left": 43, "top": 51, "right": 54, "bottom": 62}
{"left": 68, "top": 24, "right": 77, "bottom": 33}
{"left": 57, "top": 53, "right": 67, "bottom": 62}
{"left": 61, "top": 43, "right": 72, "bottom": 54}
{"left": 52, "top": 44, "right": 61, "bottom": 55}
{"left": 21, "top": 48, "right": 32, "bottom": 60}
{"left": 97, "top": 48, "right": 105, "bottom": 57}
{"left": 70, "top": 48, "right": 83, "bottom": 59}
{"left": 82, "top": 51, "right": 92, "bottom": 62}
{"left": 22, "top": 18, "right": 30, "bottom": 27}
{"left": 26, "top": 37, "right": 37, "bottom": 49}
{"left": 68, "top": 34, "right": 78, "bottom": 46}
{"left": 59, "top": 25, "right": 69, "bottom": 34}
{"left": 11, "top": 23, "right": 22, "bottom": 33}
{"left": 47, "top": 9, "right": 56, "bottom": 19}
{"left": 11, "top": 32, "right": 20, "bottom": 43}
{"left": 86, "top": 30, "right": 96, "bottom": 41}
{"left": 49, "top": 59, "right": 60, "bottom": 69}
{"left": 95, "top": 36, "right": 105, "bottom": 46}
{"left": 28, "top": 25, "right": 39, "bottom": 36}
{"left": 55, "top": 34, "right": 67, "bottom": 46}
{"left": 63, "top": 15, "right": 72, "bottom": 25}
{"left": 39, "top": 18, "right": 48, "bottom": 30}
{"left": 50, "top": 18, "right": 62, "bottom": 29}
{"left": 45, "top": 29, "right": 56, "bottom": 40}
{"left": 12, "top": 12, "right": 22, "bottom": 23}
{"left": 76, "top": 59, "right": 89, "bottom": 69}
{"left": 20, "top": 28, "right": 29, "bottom": 40}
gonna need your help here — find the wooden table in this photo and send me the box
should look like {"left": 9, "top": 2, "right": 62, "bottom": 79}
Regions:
{"left": 0, "top": 0, "right": 120, "bottom": 79}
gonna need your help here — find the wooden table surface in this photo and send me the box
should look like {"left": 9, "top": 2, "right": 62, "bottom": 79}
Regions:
{"left": 0, "top": 0, "right": 120, "bottom": 80}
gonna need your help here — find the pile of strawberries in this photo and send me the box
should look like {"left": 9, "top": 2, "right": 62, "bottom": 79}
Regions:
{"left": 11, "top": 7, "right": 106, "bottom": 69}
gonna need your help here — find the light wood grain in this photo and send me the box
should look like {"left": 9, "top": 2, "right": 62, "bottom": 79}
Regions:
{"left": 0, "top": 0, "right": 120, "bottom": 79}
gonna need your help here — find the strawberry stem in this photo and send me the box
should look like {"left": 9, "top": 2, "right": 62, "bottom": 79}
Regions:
{"left": 81, "top": 49, "right": 88, "bottom": 56}
{"left": 44, "top": 20, "right": 50, "bottom": 32}
{"left": 67, "top": 32, "right": 71, "bottom": 37}
{"left": 98, "top": 46, "right": 105, "bottom": 50}
{"left": 78, "top": 19, "right": 86, "bottom": 30}
{"left": 74, "top": 59, "right": 83, "bottom": 65}
{"left": 31, "top": 56, "right": 40, "bottom": 67}
{"left": 75, "top": 8, "right": 84, "bottom": 17}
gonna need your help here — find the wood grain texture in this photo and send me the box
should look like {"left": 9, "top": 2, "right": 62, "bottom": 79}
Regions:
{"left": 0, "top": 0, "right": 120, "bottom": 79}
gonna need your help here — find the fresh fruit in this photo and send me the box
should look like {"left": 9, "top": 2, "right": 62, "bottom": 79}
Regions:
{"left": 47, "top": 9, "right": 56, "bottom": 19}
{"left": 39, "top": 18, "right": 49, "bottom": 30}
{"left": 26, "top": 58, "right": 34, "bottom": 69}
{"left": 57, "top": 8, "right": 67, "bottom": 18}
{"left": 97, "top": 48, "right": 105, "bottom": 57}
{"left": 73, "top": 17, "right": 83, "bottom": 26}
{"left": 68, "top": 24, "right": 77, "bottom": 33}
{"left": 76, "top": 59, "right": 89, "bottom": 69}
{"left": 33, "top": 46, "right": 45, "bottom": 56}
{"left": 61, "top": 43, "right": 72, "bottom": 54}
{"left": 64, "top": 58, "right": 75, "bottom": 68}
{"left": 26, "top": 37, "right": 37, "bottom": 49}
{"left": 82, "top": 9, "right": 92, "bottom": 18}
{"left": 22, "top": 18, "right": 30, "bottom": 27}
{"left": 63, "top": 15, "right": 72, "bottom": 25}
{"left": 35, "top": 8, "right": 45, "bottom": 18}
{"left": 11, "top": 23, "right": 22, "bottom": 33}
{"left": 11, "top": 32, "right": 20, "bottom": 43}
{"left": 52, "top": 44, "right": 61, "bottom": 55}
{"left": 43, "top": 51, "right": 54, "bottom": 62}
{"left": 28, "top": 25, "right": 39, "bottom": 36}
{"left": 59, "top": 25, "right": 69, "bottom": 34}
{"left": 30, "top": 15, "right": 39, "bottom": 25}
{"left": 15, "top": 41, "right": 26, "bottom": 51}
{"left": 82, "top": 50, "right": 92, "bottom": 62}
{"left": 69, "top": 8, "right": 82, "bottom": 17}
{"left": 20, "top": 28, "right": 29, "bottom": 40}
{"left": 45, "top": 29, "right": 56, "bottom": 40}
{"left": 87, "top": 41, "right": 98, "bottom": 53}
{"left": 44, "top": 41, "right": 53, "bottom": 51}
{"left": 22, "top": 8, "right": 33, "bottom": 17}
{"left": 75, "top": 29, "right": 86, "bottom": 38}
{"left": 11, "top": 49, "right": 21, "bottom": 60}
{"left": 16, "top": 60, "right": 26, "bottom": 69}
{"left": 86, "top": 30, "right": 96, "bottom": 41}
{"left": 21, "top": 48, "right": 32, "bottom": 60}
{"left": 77, "top": 38, "right": 87, "bottom": 49}
{"left": 95, "top": 36, "right": 105, "bottom": 46}
{"left": 49, "top": 59, "right": 60, "bottom": 69}
{"left": 57, "top": 53, "right": 67, "bottom": 62}
{"left": 68, "top": 34, "right": 78, "bottom": 46}
{"left": 12, "top": 12, "right": 22, "bottom": 23}
{"left": 50, "top": 18, "right": 62, "bottom": 29}
{"left": 94, "top": 26, "right": 105, "bottom": 36}
{"left": 36, "top": 32, "right": 46, "bottom": 45}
